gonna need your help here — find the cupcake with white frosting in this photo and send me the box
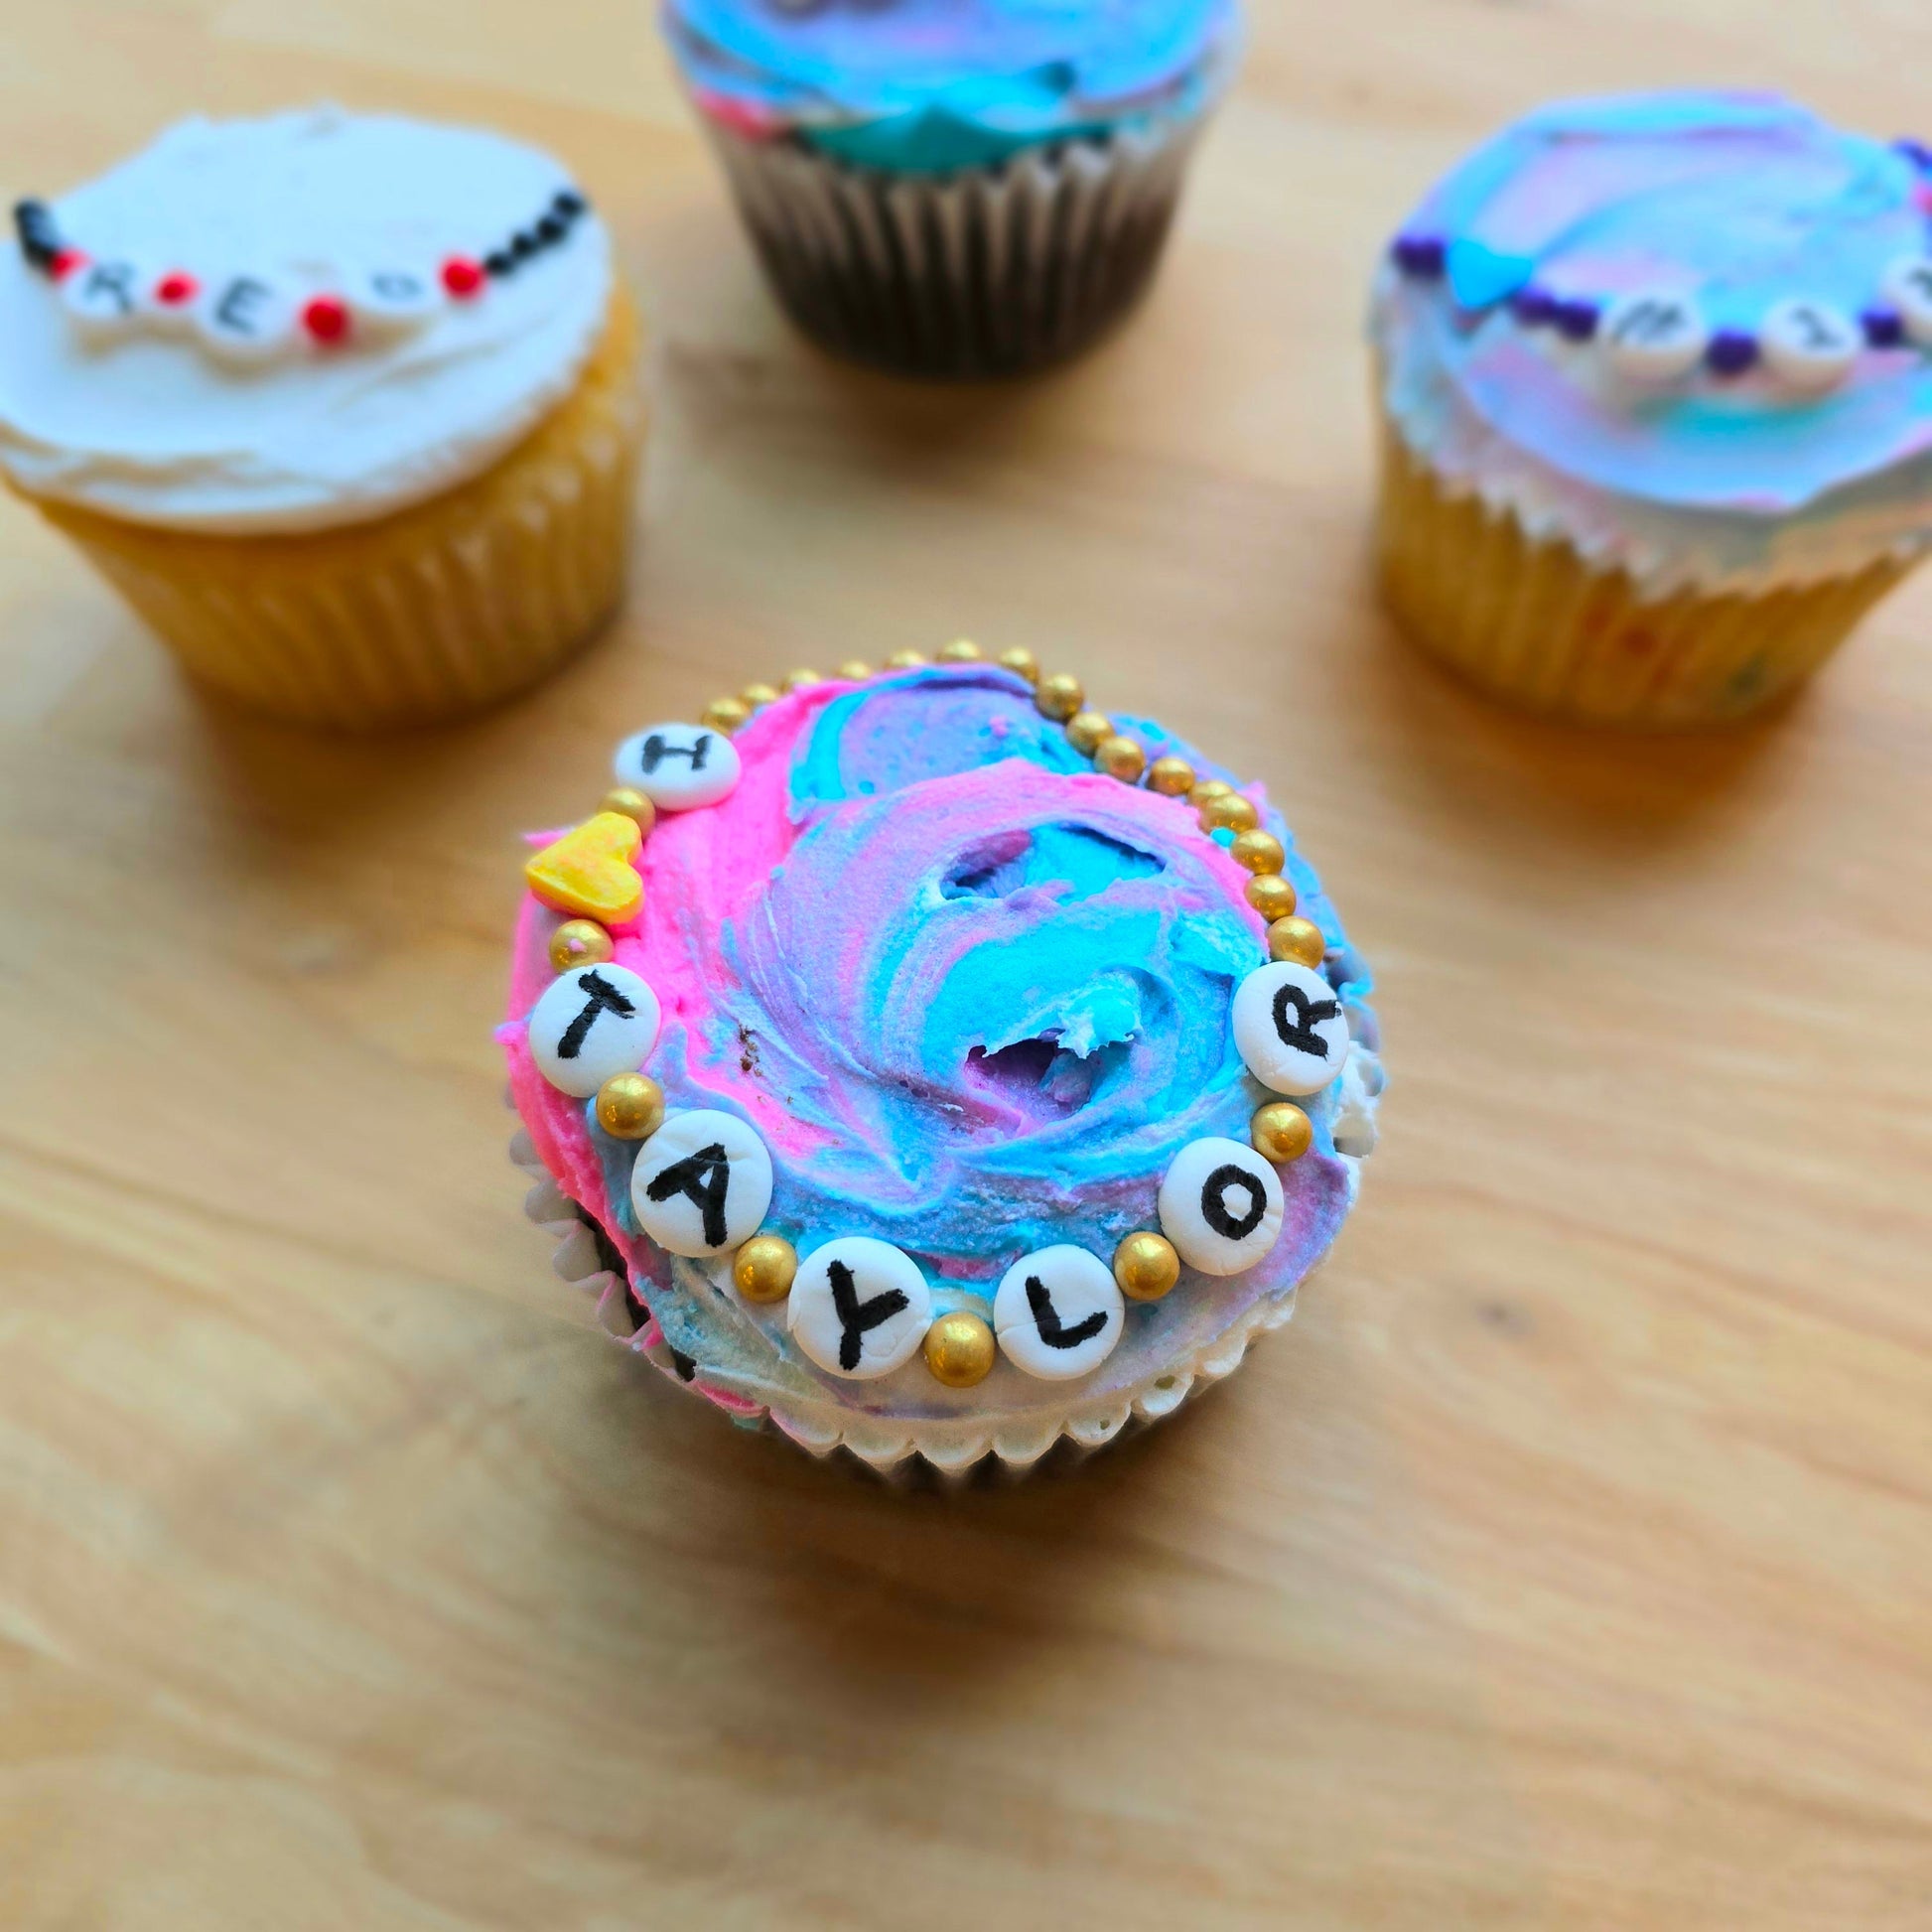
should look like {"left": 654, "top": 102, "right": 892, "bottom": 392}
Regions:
{"left": 0, "top": 106, "right": 644, "bottom": 730}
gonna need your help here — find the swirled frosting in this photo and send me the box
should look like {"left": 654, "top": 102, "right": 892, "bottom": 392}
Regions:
{"left": 1372, "top": 91, "right": 1932, "bottom": 591}
{"left": 502, "top": 664, "right": 1377, "bottom": 1439}
{"left": 663, "top": 0, "right": 1239, "bottom": 174}
{"left": 0, "top": 106, "right": 613, "bottom": 535}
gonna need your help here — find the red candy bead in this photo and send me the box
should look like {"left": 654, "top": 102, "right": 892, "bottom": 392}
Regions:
{"left": 51, "top": 248, "right": 88, "bottom": 282}
{"left": 302, "top": 295, "right": 350, "bottom": 345}
{"left": 155, "top": 270, "right": 199, "bottom": 306}
{"left": 441, "top": 254, "right": 484, "bottom": 298}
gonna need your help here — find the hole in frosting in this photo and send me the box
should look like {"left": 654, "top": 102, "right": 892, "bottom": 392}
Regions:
{"left": 940, "top": 824, "right": 1164, "bottom": 903}
{"left": 964, "top": 1032, "right": 1129, "bottom": 1116}
{"left": 941, "top": 829, "right": 1035, "bottom": 900}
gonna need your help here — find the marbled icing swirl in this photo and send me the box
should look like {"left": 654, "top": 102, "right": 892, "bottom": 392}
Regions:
{"left": 1372, "top": 91, "right": 1932, "bottom": 591}
{"left": 502, "top": 665, "right": 1373, "bottom": 1428}
{"left": 663, "top": 0, "right": 1238, "bottom": 174}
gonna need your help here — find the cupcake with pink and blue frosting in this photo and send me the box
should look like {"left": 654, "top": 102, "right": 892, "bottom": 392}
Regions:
{"left": 1372, "top": 90, "right": 1932, "bottom": 725}
{"left": 661, "top": 0, "right": 1240, "bottom": 376}
{"left": 502, "top": 647, "right": 1379, "bottom": 1473}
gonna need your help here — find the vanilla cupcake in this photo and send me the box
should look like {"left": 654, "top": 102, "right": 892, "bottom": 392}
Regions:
{"left": 0, "top": 106, "right": 643, "bottom": 730}
{"left": 502, "top": 651, "right": 1381, "bottom": 1475}
{"left": 1372, "top": 91, "right": 1932, "bottom": 726}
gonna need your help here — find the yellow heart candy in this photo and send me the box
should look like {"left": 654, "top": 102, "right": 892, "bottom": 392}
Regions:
{"left": 524, "top": 811, "right": 644, "bottom": 925}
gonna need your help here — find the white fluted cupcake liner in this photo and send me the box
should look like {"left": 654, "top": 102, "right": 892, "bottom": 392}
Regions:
{"left": 701, "top": 116, "right": 1204, "bottom": 378}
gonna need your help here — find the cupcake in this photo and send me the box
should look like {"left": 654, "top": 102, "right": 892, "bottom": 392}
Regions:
{"left": 501, "top": 647, "right": 1380, "bottom": 1474}
{"left": 1371, "top": 90, "right": 1932, "bottom": 727}
{"left": 661, "top": 0, "right": 1239, "bottom": 378}
{"left": 0, "top": 106, "right": 643, "bottom": 731}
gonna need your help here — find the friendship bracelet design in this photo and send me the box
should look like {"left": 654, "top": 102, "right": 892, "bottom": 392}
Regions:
{"left": 12, "top": 186, "right": 589, "bottom": 363}
{"left": 1389, "top": 141, "right": 1932, "bottom": 399}
{"left": 519, "top": 644, "right": 1353, "bottom": 1392}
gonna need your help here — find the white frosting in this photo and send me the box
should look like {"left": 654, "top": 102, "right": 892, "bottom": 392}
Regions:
{"left": 0, "top": 106, "right": 614, "bottom": 534}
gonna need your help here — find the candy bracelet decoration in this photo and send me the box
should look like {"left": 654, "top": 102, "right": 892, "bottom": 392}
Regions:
{"left": 11, "top": 184, "right": 591, "bottom": 363}
{"left": 518, "top": 643, "right": 1353, "bottom": 1392}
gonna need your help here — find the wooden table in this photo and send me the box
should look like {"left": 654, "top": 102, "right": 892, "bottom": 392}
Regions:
{"left": 3, "top": 4, "right": 1928, "bottom": 1926}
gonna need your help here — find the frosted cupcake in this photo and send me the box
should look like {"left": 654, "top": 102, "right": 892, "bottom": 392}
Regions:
{"left": 0, "top": 107, "right": 643, "bottom": 730}
{"left": 1372, "top": 91, "right": 1932, "bottom": 727}
{"left": 661, "top": 0, "right": 1239, "bottom": 377}
{"left": 501, "top": 647, "right": 1381, "bottom": 1474}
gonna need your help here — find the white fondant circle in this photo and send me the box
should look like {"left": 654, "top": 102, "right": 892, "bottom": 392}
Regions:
{"left": 614, "top": 725, "right": 742, "bottom": 810}
{"left": 629, "top": 1110, "right": 772, "bottom": 1258}
{"left": 1759, "top": 299, "right": 1859, "bottom": 393}
{"left": 993, "top": 1246, "right": 1124, "bottom": 1381}
{"left": 527, "top": 964, "right": 660, "bottom": 1098}
{"left": 788, "top": 1237, "right": 932, "bottom": 1380}
{"left": 1159, "top": 1137, "right": 1284, "bottom": 1277}
{"left": 1232, "top": 960, "right": 1350, "bottom": 1096}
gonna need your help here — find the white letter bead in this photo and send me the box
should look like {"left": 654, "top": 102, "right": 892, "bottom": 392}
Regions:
{"left": 527, "top": 963, "right": 660, "bottom": 1098}
{"left": 1160, "top": 1138, "right": 1285, "bottom": 1277}
{"left": 614, "top": 724, "right": 742, "bottom": 811}
{"left": 1882, "top": 255, "right": 1932, "bottom": 345}
{"left": 1599, "top": 291, "right": 1707, "bottom": 383}
{"left": 993, "top": 1246, "right": 1124, "bottom": 1380}
{"left": 1232, "top": 961, "right": 1350, "bottom": 1096}
{"left": 194, "top": 273, "right": 299, "bottom": 365}
{"left": 60, "top": 258, "right": 148, "bottom": 344}
{"left": 1759, "top": 299, "right": 1859, "bottom": 393}
{"left": 351, "top": 266, "right": 441, "bottom": 338}
{"left": 788, "top": 1237, "right": 932, "bottom": 1379}
{"left": 629, "top": 1110, "right": 773, "bottom": 1258}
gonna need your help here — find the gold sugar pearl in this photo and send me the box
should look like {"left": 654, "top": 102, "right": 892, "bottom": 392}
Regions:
{"left": 886, "top": 648, "right": 928, "bottom": 670}
{"left": 1094, "top": 735, "right": 1146, "bottom": 782}
{"left": 1199, "top": 791, "right": 1259, "bottom": 836}
{"left": 998, "top": 646, "right": 1040, "bottom": 684}
{"left": 936, "top": 638, "right": 982, "bottom": 663}
{"left": 1251, "top": 1101, "right": 1313, "bottom": 1165}
{"left": 784, "top": 668, "right": 823, "bottom": 692}
{"left": 702, "top": 695, "right": 751, "bottom": 735}
{"left": 1268, "top": 915, "right": 1326, "bottom": 968}
{"left": 1066, "top": 709, "right": 1114, "bottom": 754}
{"left": 1114, "top": 1230, "right": 1180, "bottom": 1303}
{"left": 923, "top": 1311, "right": 997, "bottom": 1387}
{"left": 595, "top": 1072, "right": 665, "bottom": 1141}
{"left": 1148, "top": 756, "right": 1195, "bottom": 797}
{"left": 1188, "top": 777, "right": 1234, "bottom": 809}
{"left": 836, "top": 658, "right": 874, "bottom": 682}
{"left": 548, "top": 919, "right": 614, "bottom": 974}
{"left": 1230, "top": 827, "right": 1286, "bottom": 877}
{"left": 733, "top": 1233, "right": 798, "bottom": 1305}
{"left": 1035, "top": 671, "right": 1084, "bottom": 722}
{"left": 741, "top": 681, "right": 782, "bottom": 709}
{"left": 599, "top": 786, "right": 657, "bottom": 834}
{"left": 1246, "top": 872, "right": 1299, "bottom": 922}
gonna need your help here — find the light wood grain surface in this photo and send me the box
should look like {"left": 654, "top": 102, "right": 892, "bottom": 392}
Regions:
{"left": 3, "top": 3, "right": 1929, "bottom": 1927}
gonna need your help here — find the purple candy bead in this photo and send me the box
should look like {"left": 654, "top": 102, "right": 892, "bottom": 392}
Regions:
{"left": 1894, "top": 138, "right": 1932, "bottom": 170}
{"left": 1509, "top": 287, "right": 1557, "bottom": 327}
{"left": 1863, "top": 306, "right": 1906, "bottom": 348}
{"left": 1707, "top": 328, "right": 1759, "bottom": 376}
{"left": 1391, "top": 233, "right": 1446, "bottom": 279}
{"left": 1552, "top": 297, "right": 1599, "bottom": 342}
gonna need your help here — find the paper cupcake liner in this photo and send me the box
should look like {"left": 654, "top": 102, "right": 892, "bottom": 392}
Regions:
{"left": 24, "top": 290, "right": 645, "bottom": 732}
{"left": 509, "top": 1043, "right": 1380, "bottom": 1481}
{"left": 1374, "top": 416, "right": 1915, "bottom": 728}
{"left": 701, "top": 117, "right": 1203, "bottom": 378}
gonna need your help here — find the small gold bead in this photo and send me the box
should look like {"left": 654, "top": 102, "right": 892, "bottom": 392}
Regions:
{"left": 1199, "top": 792, "right": 1259, "bottom": 836}
{"left": 1246, "top": 872, "right": 1299, "bottom": 921}
{"left": 1094, "top": 735, "right": 1146, "bottom": 782}
{"left": 1114, "top": 1231, "right": 1180, "bottom": 1303}
{"left": 1035, "top": 671, "right": 1084, "bottom": 722}
{"left": 548, "top": 919, "right": 614, "bottom": 974}
{"left": 1251, "top": 1101, "right": 1313, "bottom": 1165}
{"left": 595, "top": 1072, "right": 665, "bottom": 1141}
{"left": 886, "top": 648, "right": 928, "bottom": 671}
{"left": 922, "top": 1311, "right": 997, "bottom": 1387}
{"left": 835, "top": 658, "right": 874, "bottom": 682}
{"left": 741, "top": 680, "right": 782, "bottom": 709}
{"left": 997, "top": 646, "right": 1040, "bottom": 684}
{"left": 1188, "top": 777, "right": 1234, "bottom": 809}
{"left": 1148, "top": 756, "right": 1195, "bottom": 797}
{"left": 1267, "top": 915, "right": 1326, "bottom": 968}
{"left": 702, "top": 695, "right": 751, "bottom": 735}
{"left": 599, "top": 786, "right": 657, "bottom": 834}
{"left": 732, "top": 1233, "right": 798, "bottom": 1305}
{"left": 1229, "top": 828, "right": 1286, "bottom": 876}
{"left": 1065, "top": 709, "right": 1114, "bottom": 754}
{"left": 936, "top": 638, "right": 982, "bottom": 663}
{"left": 784, "top": 668, "right": 823, "bottom": 693}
